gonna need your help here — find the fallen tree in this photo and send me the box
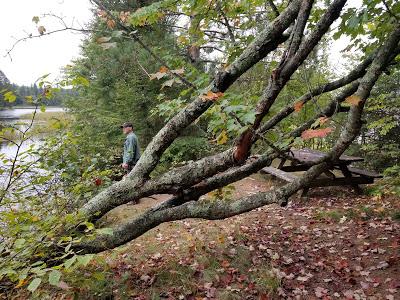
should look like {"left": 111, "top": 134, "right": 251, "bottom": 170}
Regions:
{"left": 71, "top": 0, "right": 400, "bottom": 253}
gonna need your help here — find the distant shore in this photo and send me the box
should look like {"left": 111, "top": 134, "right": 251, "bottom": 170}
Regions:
{"left": 0, "top": 105, "right": 65, "bottom": 110}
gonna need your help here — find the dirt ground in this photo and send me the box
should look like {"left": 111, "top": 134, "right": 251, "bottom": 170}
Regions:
{"left": 91, "top": 174, "right": 399, "bottom": 300}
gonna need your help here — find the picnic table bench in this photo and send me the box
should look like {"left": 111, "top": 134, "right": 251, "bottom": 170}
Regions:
{"left": 260, "top": 148, "right": 382, "bottom": 196}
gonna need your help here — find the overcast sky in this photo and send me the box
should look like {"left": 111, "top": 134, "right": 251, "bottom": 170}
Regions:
{"left": 0, "top": 0, "right": 361, "bottom": 86}
{"left": 0, "top": 0, "right": 93, "bottom": 85}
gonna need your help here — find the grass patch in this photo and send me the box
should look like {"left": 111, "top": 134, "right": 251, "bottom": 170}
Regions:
{"left": 314, "top": 205, "right": 392, "bottom": 223}
{"left": 254, "top": 266, "right": 282, "bottom": 295}
{"left": 218, "top": 291, "right": 242, "bottom": 300}
{"left": 19, "top": 111, "right": 68, "bottom": 121}
{"left": 345, "top": 208, "right": 359, "bottom": 219}
{"left": 359, "top": 205, "right": 374, "bottom": 219}
{"left": 22, "top": 111, "right": 71, "bottom": 134}
{"left": 229, "top": 245, "right": 253, "bottom": 272}
{"left": 200, "top": 255, "right": 221, "bottom": 282}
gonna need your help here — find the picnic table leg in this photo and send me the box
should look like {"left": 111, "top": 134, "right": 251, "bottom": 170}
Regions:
{"left": 323, "top": 170, "right": 336, "bottom": 179}
{"left": 339, "top": 164, "right": 362, "bottom": 194}
{"left": 278, "top": 158, "right": 286, "bottom": 169}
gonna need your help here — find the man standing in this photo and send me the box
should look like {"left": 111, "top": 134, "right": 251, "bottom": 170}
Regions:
{"left": 120, "top": 122, "right": 141, "bottom": 172}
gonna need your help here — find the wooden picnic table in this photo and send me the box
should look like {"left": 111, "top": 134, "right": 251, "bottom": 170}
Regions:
{"left": 260, "top": 148, "right": 382, "bottom": 196}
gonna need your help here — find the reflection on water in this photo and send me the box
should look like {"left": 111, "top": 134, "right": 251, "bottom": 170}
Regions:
{"left": 1, "top": 107, "right": 65, "bottom": 192}
{"left": 0, "top": 107, "right": 65, "bottom": 158}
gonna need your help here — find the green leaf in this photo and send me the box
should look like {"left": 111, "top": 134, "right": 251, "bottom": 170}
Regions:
{"left": 84, "top": 221, "right": 94, "bottom": 231}
{"left": 40, "top": 105, "right": 46, "bottom": 113}
{"left": 48, "top": 270, "right": 61, "bottom": 286}
{"left": 347, "top": 15, "right": 360, "bottom": 29}
{"left": 30, "top": 261, "right": 44, "bottom": 267}
{"left": 77, "top": 254, "right": 94, "bottom": 267}
{"left": 63, "top": 256, "right": 76, "bottom": 270}
{"left": 27, "top": 278, "right": 41, "bottom": 292}
{"left": 14, "top": 238, "right": 26, "bottom": 249}
{"left": 0, "top": 268, "right": 17, "bottom": 276}
{"left": 71, "top": 76, "right": 90, "bottom": 87}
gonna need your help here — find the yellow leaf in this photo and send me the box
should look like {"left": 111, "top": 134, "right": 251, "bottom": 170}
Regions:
{"left": 149, "top": 72, "right": 167, "bottom": 80}
{"left": 15, "top": 279, "right": 26, "bottom": 288}
{"left": 345, "top": 95, "right": 362, "bottom": 106}
{"left": 161, "top": 79, "right": 175, "bottom": 89}
{"left": 119, "top": 11, "right": 130, "bottom": 23}
{"left": 32, "top": 16, "right": 40, "bottom": 24}
{"left": 218, "top": 235, "right": 225, "bottom": 244}
{"left": 372, "top": 195, "right": 382, "bottom": 201}
{"left": 96, "top": 36, "right": 112, "bottom": 43}
{"left": 216, "top": 130, "right": 228, "bottom": 145}
{"left": 177, "top": 35, "right": 189, "bottom": 45}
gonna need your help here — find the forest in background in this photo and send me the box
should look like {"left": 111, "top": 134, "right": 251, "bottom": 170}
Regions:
{"left": 0, "top": 69, "right": 73, "bottom": 107}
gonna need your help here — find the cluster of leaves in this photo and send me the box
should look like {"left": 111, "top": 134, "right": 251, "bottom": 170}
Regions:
{"left": 0, "top": 120, "right": 117, "bottom": 295}
{"left": 0, "top": 77, "right": 117, "bottom": 294}
{"left": 355, "top": 69, "right": 400, "bottom": 196}
{"left": 334, "top": 0, "right": 400, "bottom": 52}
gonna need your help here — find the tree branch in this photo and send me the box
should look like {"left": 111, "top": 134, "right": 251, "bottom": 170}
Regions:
{"left": 267, "top": 0, "right": 280, "bottom": 17}
{"left": 232, "top": 0, "right": 347, "bottom": 163}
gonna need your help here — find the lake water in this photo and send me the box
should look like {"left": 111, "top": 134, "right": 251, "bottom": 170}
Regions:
{"left": 0, "top": 107, "right": 65, "bottom": 158}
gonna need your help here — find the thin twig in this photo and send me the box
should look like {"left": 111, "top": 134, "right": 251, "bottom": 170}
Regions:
{"left": 5, "top": 27, "right": 92, "bottom": 60}
{"left": 382, "top": 0, "right": 399, "bottom": 21}
{"left": 0, "top": 104, "right": 39, "bottom": 203}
